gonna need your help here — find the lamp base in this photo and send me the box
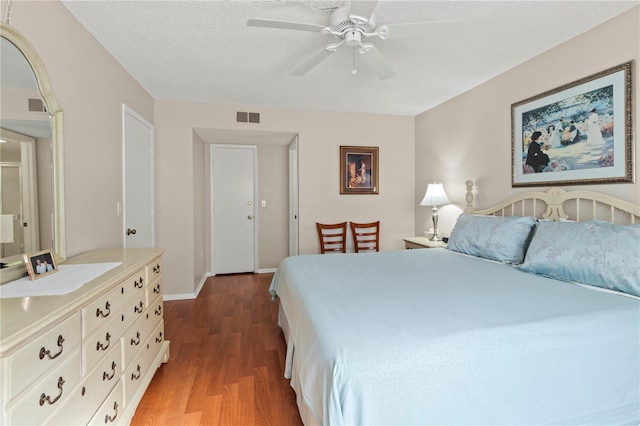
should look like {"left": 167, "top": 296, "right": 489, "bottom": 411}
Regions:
{"left": 429, "top": 206, "right": 442, "bottom": 242}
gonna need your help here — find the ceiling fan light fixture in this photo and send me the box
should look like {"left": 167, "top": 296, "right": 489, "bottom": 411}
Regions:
{"left": 344, "top": 30, "right": 362, "bottom": 47}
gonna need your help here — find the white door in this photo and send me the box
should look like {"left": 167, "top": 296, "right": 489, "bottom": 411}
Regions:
{"left": 211, "top": 145, "right": 257, "bottom": 274}
{"left": 123, "top": 105, "right": 154, "bottom": 248}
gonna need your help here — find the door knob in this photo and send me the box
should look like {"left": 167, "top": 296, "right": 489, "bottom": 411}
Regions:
{"left": 127, "top": 228, "right": 137, "bottom": 235}
{"left": 247, "top": 215, "right": 253, "bottom": 220}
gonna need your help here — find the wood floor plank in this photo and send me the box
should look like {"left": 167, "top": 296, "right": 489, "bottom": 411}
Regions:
{"left": 131, "top": 273, "right": 303, "bottom": 426}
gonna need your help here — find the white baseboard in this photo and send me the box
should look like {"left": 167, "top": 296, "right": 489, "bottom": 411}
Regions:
{"left": 163, "top": 272, "right": 212, "bottom": 301}
{"left": 258, "top": 268, "right": 277, "bottom": 274}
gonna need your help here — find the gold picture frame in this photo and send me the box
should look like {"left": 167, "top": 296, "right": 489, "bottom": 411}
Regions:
{"left": 340, "top": 146, "right": 379, "bottom": 194}
{"left": 511, "top": 61, "right": 633, "bottom": 187}
{"left": 24, "top": 249, "right": 58, "bottom": 280}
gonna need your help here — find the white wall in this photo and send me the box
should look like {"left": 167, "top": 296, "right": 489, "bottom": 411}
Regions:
{"left": 415, "top": 6, "right": 640, "bottom": 237}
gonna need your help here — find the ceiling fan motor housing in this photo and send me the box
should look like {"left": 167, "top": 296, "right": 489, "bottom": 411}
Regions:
{"left": 330, "top": 3, "right": 376, "bottom": 38}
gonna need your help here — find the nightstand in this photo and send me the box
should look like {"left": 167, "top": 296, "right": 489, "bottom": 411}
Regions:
{"left": 403, "top": 237, "right": 447, "bottom": 249}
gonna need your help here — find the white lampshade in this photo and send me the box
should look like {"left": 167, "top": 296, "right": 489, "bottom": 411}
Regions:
{"left": 420, "top": 182, "right": 451, "bottom": 207}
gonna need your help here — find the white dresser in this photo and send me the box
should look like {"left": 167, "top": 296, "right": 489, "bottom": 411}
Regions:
{"left": 0, "top": 248, "right": 170, "bottom": 425}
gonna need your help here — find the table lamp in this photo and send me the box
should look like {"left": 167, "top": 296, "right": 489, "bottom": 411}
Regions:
{"left": 419, "top": 182, "right": 451, "bottom": 241}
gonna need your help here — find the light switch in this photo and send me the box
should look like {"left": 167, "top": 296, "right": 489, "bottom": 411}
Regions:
{"left": 261, "top": 200, "right": 267, "bottom": 207}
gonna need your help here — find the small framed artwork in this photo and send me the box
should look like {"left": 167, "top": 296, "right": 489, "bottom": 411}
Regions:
{"left": 340, "top": 146, "right": 379, "bottom": 194}
{"left": 24, "top": 249, "right": 58, "bottom": 280}
{"left": 512, "top": 61, "right": 633, "bottom": 187}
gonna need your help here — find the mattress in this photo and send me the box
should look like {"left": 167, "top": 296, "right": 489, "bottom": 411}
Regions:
{"left": 269, "top": 248, "right": 640, "bottom": 425}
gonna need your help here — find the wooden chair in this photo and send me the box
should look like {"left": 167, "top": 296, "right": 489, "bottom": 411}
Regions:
{"left": 316, "top": 222, "right": 347, "bottom": 254}
{"left": 350, "top": 221, "right": 380, "bottom": 253}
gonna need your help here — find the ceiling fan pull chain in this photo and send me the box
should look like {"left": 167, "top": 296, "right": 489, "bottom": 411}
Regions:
{"left": 352, "top": 44, "right": 357, "bottom": 74}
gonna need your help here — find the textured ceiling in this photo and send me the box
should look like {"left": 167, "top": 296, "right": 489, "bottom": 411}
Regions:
{"left": 61, "top": 0, "right": 638, "bottom": 116}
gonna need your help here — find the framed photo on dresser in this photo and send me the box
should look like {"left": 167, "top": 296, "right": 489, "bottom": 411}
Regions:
{"left": 24, "top": 249, "right": 58, "bottom": 280}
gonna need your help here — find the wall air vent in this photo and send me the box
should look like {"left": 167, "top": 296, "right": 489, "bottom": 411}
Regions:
{"left": 248, "top": 112, "right": 260, "bottom": 123}
{"left": 236, "top": 111, "right": 248, "bottom": 123}
{"left": 236, "top": 111, "right": 261, "bottom": 124}
{"left": 28, "top": 98, "right": 46, "bottom": 112}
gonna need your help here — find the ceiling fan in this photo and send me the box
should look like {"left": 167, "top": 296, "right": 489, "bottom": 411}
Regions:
{"left": 247, "top": 0, "right": 463, "bottom": 80}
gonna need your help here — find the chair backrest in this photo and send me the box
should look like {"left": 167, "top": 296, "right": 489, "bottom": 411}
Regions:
{"left": 350, "top": 221, "right": 380, "bottom": 253}
{"left": 316, "top": 222, "right": 347, "bottom": 254}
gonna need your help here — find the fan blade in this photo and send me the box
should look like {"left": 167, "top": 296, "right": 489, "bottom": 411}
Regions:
{"left": 291, "top": 48, "right": 334, "bottom": 76}
{"left": 359, "top": 45, "right": 394, "bottom": 80}
{"left": 380, "top": 21, "right": 465, "bottom": 40}
{"left": 247, "top": 18, "right": 325, "bottom": 33}
{"left": 348, "top": 0, "right": 378, "bottom": 23}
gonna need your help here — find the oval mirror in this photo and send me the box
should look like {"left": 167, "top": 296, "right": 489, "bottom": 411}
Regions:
{"left": 1, "top": 23, "right": 65, "bottom": 283}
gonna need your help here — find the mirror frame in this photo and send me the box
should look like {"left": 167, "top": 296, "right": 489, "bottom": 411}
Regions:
{"left": 1, "top": 23, "right": 65, "bottom": 282}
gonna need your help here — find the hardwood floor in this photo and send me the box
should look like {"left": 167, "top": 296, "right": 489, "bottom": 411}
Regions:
{"left": 131, "top": 273, "right": 303, "bottom": 426}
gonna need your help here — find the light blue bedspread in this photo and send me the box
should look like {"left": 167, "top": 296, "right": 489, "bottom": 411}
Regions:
{"left": 270, "top": 249, "right": 640, "bottom": 425}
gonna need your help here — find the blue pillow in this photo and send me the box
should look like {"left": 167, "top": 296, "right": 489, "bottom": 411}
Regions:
{"left": 446, "top": 214, "right": 537, "bottom": 264}
{"left": 519, "top": 221, "right": 640, "bottom": 297}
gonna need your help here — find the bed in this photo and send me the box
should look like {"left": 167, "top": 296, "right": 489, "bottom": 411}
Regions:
{"left": 269, "top": 181, "right": 640, "bottom": 426}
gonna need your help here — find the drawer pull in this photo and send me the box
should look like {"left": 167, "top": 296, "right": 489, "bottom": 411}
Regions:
{"left": 134, "top": 301, "right": 144, "bottom": 314}
{"left": 155, "top": 331, "right": 163, "bottom": 343}
{"left": 96, "top": 301, "right": 111, "bottom": 318}
{"left": 131, "top": 365, "right": 141, "bottom": 381}
{"left": 130, "top": 331, "right": 141, "bottom": 346}
{"left": 39, "top": 376, "right": 65, "bottom": 406}
{"left": 39, "top": 335, "right": 65, "bottom": 360}
{"left": 153, "top": 283, "right": 161, "bottom": 294}
{"left": 134, "top": 277, "right": 144, "bottom": 288}
{"left": 153, "top": 263, "right": 161, "bottom": 274}
{"left": 105, "top": 401, "right": 118, "bottom": 423}
{"left": 103, "top": 361, "right": 116, "bottom": 381}
{"left": 96, "top": 332, "right": 111, "bottom": 351}
{"left": 155, "top": 305, "right": 162, "bottom": 316}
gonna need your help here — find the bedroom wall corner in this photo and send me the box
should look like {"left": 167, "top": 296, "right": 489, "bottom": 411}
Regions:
{"left": 193, "top": 130, "right": 207, "bottom": 293}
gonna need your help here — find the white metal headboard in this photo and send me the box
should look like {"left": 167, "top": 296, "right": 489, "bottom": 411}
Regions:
{"left": 464, "top": 180, "right": 640, "bottom": 224}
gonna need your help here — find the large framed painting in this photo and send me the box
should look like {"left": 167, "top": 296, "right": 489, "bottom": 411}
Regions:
{"left": 340, "top": 146, "right": 379, "bottom": 194}
{"left": 512, "top": 61, "right": 633, "bottom": 187}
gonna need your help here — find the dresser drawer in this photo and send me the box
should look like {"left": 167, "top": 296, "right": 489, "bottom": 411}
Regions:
{"left": 4, "top": 313, "right": 81, "bottom": 402}
{"left": 148, "top": 258, "right": 162, "bottom": 283}
{"left": 88, "top": 380, "right": 123, "bottom": 426}
{"left": 147, "top": 278, "right": 163, "bottom": 306}
{"left": 82, "top": 269, "right": 146, "bottom": 338}
{"left": 146, "top": 297, "right": 163, "bottom": 329}
{"left": 6, "top": 349, "right": 81, "bottom": 426}
{"left": 44, "top": 341, "right": 122, "bottom": 425}
{"left": 145, "top": 320, "right": 165, "bottom": 360}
